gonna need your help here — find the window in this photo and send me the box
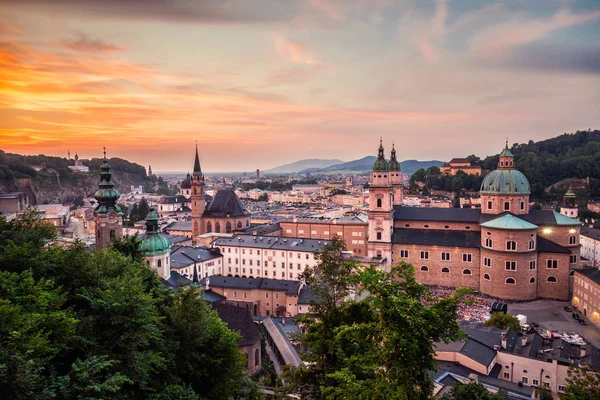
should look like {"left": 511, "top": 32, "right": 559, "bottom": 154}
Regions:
{"left": 376, "top": 232, "right": 382, "bottom": 240}
{"left": 520, "top": 201, "right": 525, "bottom": 210}
{"left": 532, "top": 379, "right": 539, "bottom": 386}
{"left": 157, "top": 260, "right": 161, "bottom": 268}
{"left": 462, "top": 253, "right": 472, "bottom": 263}
{"left": 503, "top": 372, "right": 510, "bottom": 379}
{"left": 441, "top": 267, "right": 450, "bottom": 273}
{"left": 400, "top": 250, "right": 409, "bottom": 258}
{"left": 441, "top": 252, "right": 451, "bottom": 261}
{"left": 265, "top": 293, "right": 269, "bottom": 298}
{"left": 424, "top": 224, "right": 430, "bottom": 228}
{"left": 463, "top": 269, "right": 472, "bottom": 275}
{"left": 243, "top": 292, "right": 247, "bottom": 298}
{"left": 529, "top": 240, "right": 535, "bottom": 250}
{"left": 506, "top": 278, "right": 516, "bottom": 285}
{"left": 543, "top": 382, "right": 550, "bottom": 388}
{"left": 504, "top": 202, "right": 510, "bottom": 211}
{"left": 547, "top": 276, "right": 557, "bottom": 283}
{"left": 225, "top": 222, "right": 232, "bottom": 233}
{"left": 530, "top": 277, "right": 535, "bottom": 284}
{"left": 558, "top": 385, "right": 565, "bottom": 392}
{"left": 506, "top": 241, "right": 517, "bottom": 251}
{"left": 484, "top": 257, "right": 491, "bottom": 267}
{"left": 420, "top": 251, "right": 429, "bottom": 260}
{"left": 569, "top": 235, "right": 576, "bottom": 245}
{"left": 404, "top": 224, "right": 410, "bottom": 228}
{"left": 487, "top": 201, "right": 492, "bottom": 210}
{"left": 233, "top": 291, "right": 238, "bottom": 298}
{"left": 420, "top": 266, "right": 428, "bottom": 272}
{"left": 484, "top": 273, "right": 491, "bottom": 281}
{"left": 444, "top": 225, "right": 449, "bottom": 229}
{"left": 377, "top": 198, "right": 382, "bottom": 208}
{"left": 522, "top": 377, "right": 529, "bottom": 384}
{"left": 547, "top": 259, "right": 558, "bottom": 269}
{"left": 529, "top": 260, "right": 536, "bottom": 270}
{"left": 505, "top": 261, "right": 516, "bottom": 271}
{"left": 485, "top": 238, "right": 493, "bottom": 248}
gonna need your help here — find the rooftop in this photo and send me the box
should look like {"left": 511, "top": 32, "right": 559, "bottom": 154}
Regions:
{"left": 392, "top": 228, "right": 480, "bottom": 248}
{"left": 581, "top": 226, "right": 600, "bottom": 240}
{"left": 393, "top": 206, "right": 481, "bottom": 223}
{"left": 170, "top": 246, "right": 221, "bottom": 268}
{"left": 211, "top": 303, "right": 261, "bottom": 347}
{"left": 203, "top": 189, "right": 250, "bottom": 218}
{"left": 213, "top": 234, "right": 328, "bottom": 252}
{"left": 576, "top": 268, "right": 600, "bottom": 285}
{"left": 202, "top": 275, "right": 301, "bottom": 295}
{"left": 480, "top": 213, "right": 538, "bottom": 230}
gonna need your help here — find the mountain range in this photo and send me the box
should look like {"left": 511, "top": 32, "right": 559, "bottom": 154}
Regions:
{"left": 267, "top": 156, "right": 444, "bottom": 175}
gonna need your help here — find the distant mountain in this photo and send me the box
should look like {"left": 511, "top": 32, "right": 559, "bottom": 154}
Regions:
{"left": 265, "top": 159, "right": 344, "bottom": 173}
{"left": 299, "top": 157, "right": 444, "bottom": 175}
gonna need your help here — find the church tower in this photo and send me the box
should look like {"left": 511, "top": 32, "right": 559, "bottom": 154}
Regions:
{"left": 141, "top": 207, "right": 171, "bottom": 279}
{"left": 191, "top": 144, "right": 206, "bottom": 245}
{"left": 94, "top": 148, "right": 123, "bottom": 250}
{"left": 367, "top": 139, "right": 393, "bottom": 266}
{"left": 389, "top": 142, "right": 403, "bottom": 206}
{"left": 560, "top": 187, "right": 578, "bottom": 218}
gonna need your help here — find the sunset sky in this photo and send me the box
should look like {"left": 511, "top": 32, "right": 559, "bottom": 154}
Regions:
{"left": 1, "top": 0, "right": 599, "bottom": 172}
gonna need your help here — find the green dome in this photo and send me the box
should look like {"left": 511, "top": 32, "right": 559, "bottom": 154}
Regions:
{"left": 389, "top": 159, "right": 401, "bottom": 171}
{"left": 480, "top": 169, "right": 531, "bottom": 195}
{"left": 373, "top": 158, "right": 390, "bottom": 172}
{"left": 141, "top": 207, "right": 170, "bottom": 256}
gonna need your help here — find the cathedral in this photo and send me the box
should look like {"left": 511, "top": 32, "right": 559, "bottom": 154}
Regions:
{"left": 368, "top": 140, "right": 582, "bottom": 301}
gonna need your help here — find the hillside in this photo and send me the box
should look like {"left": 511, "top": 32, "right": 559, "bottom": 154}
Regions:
{"left": 0, "top": 151, "right": 153, "bottom": 204}
{"left": 300, "top": 157, "right": 444, "bottom": 175}
{"left": 266, "top": 158, "right": 344, "bottom": 173}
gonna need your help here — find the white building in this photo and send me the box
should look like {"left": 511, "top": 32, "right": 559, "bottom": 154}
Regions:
{"left": 170, "top": 246, "right": 223, "bottom": 279}
{"left": 580, "top": 226, "right": 600, "bottom": 267}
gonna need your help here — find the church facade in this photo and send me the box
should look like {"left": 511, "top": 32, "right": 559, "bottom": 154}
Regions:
{"left": 368, "top": 141, "right": 581, "bottom": 301}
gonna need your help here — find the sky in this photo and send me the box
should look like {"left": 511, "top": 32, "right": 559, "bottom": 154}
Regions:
{"left": 0, "top": 0, "right": 599, "bottom": 173}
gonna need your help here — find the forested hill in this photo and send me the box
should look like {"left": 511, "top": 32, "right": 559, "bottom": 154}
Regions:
{"left": 484, "top": 130, "right": 600, "bottom": 198}
{"left": 0, "top": 151, "right": 153, "bottom": 204}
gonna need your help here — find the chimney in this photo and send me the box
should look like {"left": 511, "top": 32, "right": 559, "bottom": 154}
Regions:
{"left": 501, "top": 332, "right": 507, "bottom": 349}
{"left": 580, "top": 345, "right": 586, "bottom": 358}
{"left": 521, "top": 334, "right": 527, "bottom": 347}
{"left": 205, "top": 277, "right": 210, "bottom": 290}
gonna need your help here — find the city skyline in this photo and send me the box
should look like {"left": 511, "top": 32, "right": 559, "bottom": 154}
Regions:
{"left": 1, "top": 0, "right": 599, "bottom": 172}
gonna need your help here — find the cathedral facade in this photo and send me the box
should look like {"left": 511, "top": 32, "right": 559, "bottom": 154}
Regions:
{"left": 368, "top": 141, "right": 581, "bottom": 301}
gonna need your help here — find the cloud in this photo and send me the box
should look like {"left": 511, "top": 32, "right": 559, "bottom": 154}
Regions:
{"left": 60, "top": 34, "right": 123, "bottom": 52}
{"left": 498, "top": 43, "right": 600, "bottom": 75}
{"left": 273, "top": 34, "right": 320, "bottom": 65}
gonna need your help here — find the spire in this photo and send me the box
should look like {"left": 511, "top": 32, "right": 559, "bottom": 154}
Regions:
{"left": 93, "top": 147, "right": 121, "bottom": 216}
{"left": 68, "top": 149, "right": 70, "bottom": 159}
{"left": 377, "top": 137, "right": 385, "bottom": 159}
{"left": 148, "top": 165, "right": 153, "bottom": 175}
{"left": 390, "top": 142, "right": 397, "bottom": 161}
{"left": 193, "top": 142, "right": 202, "bottom": 175}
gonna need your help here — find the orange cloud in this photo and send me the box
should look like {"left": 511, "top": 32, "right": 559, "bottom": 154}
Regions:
{"left": 274, "top": 34, "right": 319, "bottom": 65}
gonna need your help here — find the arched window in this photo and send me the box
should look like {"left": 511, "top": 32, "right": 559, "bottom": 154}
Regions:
{"left": 547, "top": 276, "right": 557, "bottom": 283}
{"left": 237, "top": 221, "right": 242, "bottom": 229}
{"left": 463, "top": 269, "right": 472, "bottom": 275}
{"left": 506, "top": 241, "right": 517, "bottom": 251}
{"left": 506, "top": 278, "right": 516, "bottom": 285}
{"left": 483, "top": 273, "right": 490, "bottom": 281}
{"left": 569, "top": 235, "right": 576, "bottom": 245}
{"left": 420, "top": 266, "right": 428, "bottom": 272}
{"left": 529, "top": 277, "right": 535, "bottom": 284}
{"left": 377, "top": 198, "right": 382, "bottom": 208}
{"left": 226, "top": 222, "right": 232, "bottom": 233}
{"left": 157, "top": 260, "right": 161, "bottom": 268}
{"left": 215, "top": 222, "right": 221, "bottom": 233}
{"left": 206, "top": 221, "right": 212, "bottom": 233}
{"left": 246, "top": 220, "right": 249, "bottom": 227}
{"left": 570, "top": 270, "right": 575, "bottom": 276}
{"left": 146, "top": 260, "right": 150, "bottom": 266}
{"left": 528, "top": 240, "right": 535, "bottom": 250}
{"left": 485, "top": 238, "right": 493, "bottom": 248}
{"left": 109, "top": 230, "right": 116, "bottom": 239}
{"left": 441, "top": 267, "right": 450, "bottom": 273}
{"left": 255, "top": 349, "right": 260, "bottom": 366}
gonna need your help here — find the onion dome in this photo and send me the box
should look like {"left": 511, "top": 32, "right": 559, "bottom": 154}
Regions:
{"left": 372, "top": 138, "right": 390, "bottom": 172}
{"left": 389, "top": 142, "right": 401, "bottom": 172}
{"left": 180, "top": 172, "right": 192, "bottom": 189}
{"left": 93, "top": 148, "right": 122, "bottom": 216}
{"left": 140, "top": 207, "right": 170, "bottom": 256}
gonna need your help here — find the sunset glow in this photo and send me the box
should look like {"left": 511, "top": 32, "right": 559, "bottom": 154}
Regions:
{"left": 1, "top": 0, "right": 599, "bottom": 172}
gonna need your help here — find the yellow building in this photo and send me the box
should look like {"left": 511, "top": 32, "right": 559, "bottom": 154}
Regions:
{"left": 440, "top": 158, "right": 482, "bottom": 176}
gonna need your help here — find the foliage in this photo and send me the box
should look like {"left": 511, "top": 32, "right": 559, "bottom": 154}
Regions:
{"left": 112, "top": 234, "right": 146, "bottom": 261}
{"left": 484, "top": 312, "right": 521, "bottom": 331}
{"left": 156, "top": 186, "right": 178, "bottom": 196}
{"left": 410, "top": 168, "right": 484, "bottom": 193}
{"left": 562, "top": 364, "right": 600, "bottom": 400}
{"left": 535, "top": 386, "right": 553, "bottom": 400}
{"left": 329, "top": 188, "right": 348, "bottom": 196}
{"left": 281, "top": 237, "right": 465, "bottom": 400}
{"left": 129, "top": 197, "right": 151, "bottom": 224}
{"left": 448, "top": 382, "right": 503, "bottom": 400}
{"left": 0, "top": 213, "right": 251, "bottom": 399}
{"left": 257, "top": 193, "right": 269, "bottom": 202}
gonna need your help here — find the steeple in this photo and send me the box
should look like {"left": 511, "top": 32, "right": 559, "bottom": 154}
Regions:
{"left": 498, "top": 139, "right": 514, "bottom": 170}
{"left": 93, "top": 147, "right": 122, "bottom": 216}
{"left": 148, "top": 165, "right": 153, "bottom": 175}
{"left": 372, "top": 137, "right": 390, "bottom": 172}
{"left": 193, "top": 142, "right": 202, "bottom": 176}
{"left": 389, "top": 142, "right": 401, "bottom": 172}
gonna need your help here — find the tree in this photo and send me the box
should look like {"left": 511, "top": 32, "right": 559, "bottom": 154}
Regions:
{"left": 111, "top": 234, "right": 145, "bottom": 261}
{"left": 484, "top": 312, "right": 521, "bottom": 331}
{"left": 411, "top": 168, "right": 427, "bottom": 183}
{"left": 426, "top": 165, "right": 441, "bottom": 176}
{"left": 257, "top": 193, "right": 269, "bottom": 202}
{"left": 562, "top": 364, "right": 600, "bottom": 400}
{"left": 282, "top": 238, "right": 465, "bottom": 399}
{"left": 449, "top": 382, "right": 503, "bottom": 400}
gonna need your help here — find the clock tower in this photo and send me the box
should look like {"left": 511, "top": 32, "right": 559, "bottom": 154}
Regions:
{"left": 94, "top": 148, "right": 123, "bottom": 250}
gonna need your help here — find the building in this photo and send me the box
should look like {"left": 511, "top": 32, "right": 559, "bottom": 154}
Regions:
{"left": 440, "top": 158, "right": 482, "bottom": 176}
{"left": 369, "top": 140, "right": 581, "bottom": 301}
{"left": 33, "top": 204, "right": 70, "bottom": 233}
{"left": 169, "top": 245, "right": 223, "bottom": 280}
{"left": 0, "top": 192, "right": 32, "bottom": 213}
{"left": 140, "top": 207, "right": 171, "bottom": 279}
{"left": 560, "top": 188, "right": 578, "bottom": 218}
{"left": 291, "top": 184, "right": 323, "bottom": 193}
{"left": 68, "top": 153, "right": 89, "bottom": 173}
{"left": 202, "top": 275, "right": 313, "bottom": 317}
{"left": 93, "top": 149, "right": 123, "bottom": 250}
{"left": 580, "top": 226, "right": 600, "bottom": 267}
{"left": 213, "top": 235, "right": 324, "bottom": 280}
{"left": 211, "top": 302, "right": 262, "bottom": 374}
{"left": 280, "top": 216, "right": 368, "bottom": 255}
{"left": 156, "top": 195, "right": 191, "bottom": 218}
{"left": 572, "top": 268, "right": 600, "bottom": 327}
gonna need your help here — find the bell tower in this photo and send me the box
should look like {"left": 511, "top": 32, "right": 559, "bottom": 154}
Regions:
{"left": 560, "top": 187, "right": 578, "bottom": 218}
{"left": 93, "top": 148, "right": 123, "bottom": 250}
{"left": 389, "top": 142, "right": 403, "bottom": 206}
{"left": 191, "top": 143, "right": 206, "bottom": 245}
{"left": 367, "top": 139, "right": 393, "bottom": 267}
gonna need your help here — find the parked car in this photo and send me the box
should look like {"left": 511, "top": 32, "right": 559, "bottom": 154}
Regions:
{"left": 579, "top": 319, "right": 587, "bottom": 326}
{"left": 564, "top": 305, "right": 572, "bottom": 312}
{"left": 572, "top": 312, "right": 580, "bottom": 320}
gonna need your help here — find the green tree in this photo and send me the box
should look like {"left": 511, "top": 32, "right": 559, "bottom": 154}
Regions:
{"left": 484, "top": 312, "right": 521, "bottom": 331}
{"left": 449, "top": 382, "right": 503, "bottom": 400}
{"left": 112, "top": 234, "right": 145, "bottom": 261}
{"left": 563, "top": 364, "right": 600, "bottom": 400}
{"left": 282, "top": 238, "right": 465, "bottom": 399}
{"left": 411, "top": 168, "right": 427, "bottom": 183}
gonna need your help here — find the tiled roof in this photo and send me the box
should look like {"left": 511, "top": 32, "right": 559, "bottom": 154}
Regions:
{"left": 213, "top": 234, "right": 327, "bottom": 252}
{"left": 393, "top": 206, "right": 482, "bottom": 222}
{"left": 159, "top": 195, "right": 189, "bottom": 204}
{"left": 392, "top": 229, "right": 480, "bottom": 248}
{"left": 520, "top": 209, "right": 581, "bottom": 227}
{"left": 170, "top": 246, "right": 221, "bottom": 268}
{"left": 576, "top": 268, "right": 600, "bottom": 285}
{"left": 581, "top": 226, "right": 600, "bottom": 241}
{"left": 162, "top": 271, "right": 193, "bottom": 290}
{"left": 164, "top": 221, "right": 192, "bottom": 231}
{"left": 203, "top": 189, "right": 250, "bottom": 218}
{"left": 211, "top": 303, "right": 261, "bottom": 347}
{"left": 202, "top": 276, "right": 300, "bottom": 294}
{"left": 480, "top": 214, "right": 538, "bottom": 230}
{"left": 537, "top": 236, "right": 571, "bottom": 254}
